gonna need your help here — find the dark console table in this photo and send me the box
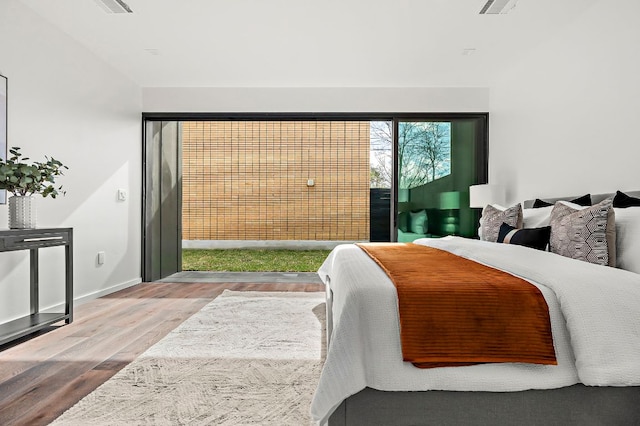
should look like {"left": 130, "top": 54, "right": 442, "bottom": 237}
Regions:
{"left": 0, "top": 228, "right": 73, "bottom": 346}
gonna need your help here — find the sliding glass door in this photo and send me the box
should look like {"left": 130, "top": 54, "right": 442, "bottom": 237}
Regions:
{"left": 142, "top": 120, "right": 182, "bottom": 282}
{"left": 141, "top": 113, "right": 487, "bottom": 279}
{"left": 395, "top": 117, "right": 486, "bottom": 241}
{"left": 369, "top": 121, "right": 393, "bottom": 242}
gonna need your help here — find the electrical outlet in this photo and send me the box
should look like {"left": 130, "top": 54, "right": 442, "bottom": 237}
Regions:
{"left": 97, "top": 251, "right": 106, "bottom": 265}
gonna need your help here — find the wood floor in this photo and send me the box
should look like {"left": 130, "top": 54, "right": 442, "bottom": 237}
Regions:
{"left": 0, "top": 281, "right": 324, "bottom": 426}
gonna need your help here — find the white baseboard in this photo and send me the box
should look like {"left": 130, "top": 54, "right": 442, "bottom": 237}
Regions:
{"left": 74, "top": 278, "right": 142, "bottom": 306}
{"left": 42, "top": 278, "right": 142, "bottom": 312}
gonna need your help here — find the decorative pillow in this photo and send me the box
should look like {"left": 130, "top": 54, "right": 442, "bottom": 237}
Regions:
{"left": 480, "top": 203, "right": 523, "bottom": 243}
{"left": 409, "top": 210, "right": 428, "bottom": 234}
{"left": 549, "top": 198, "right": 616, "bottom": 266}
{"left": 398, "top": 212, "right": 409, "bottom": 232}
{"left": 569, "top": 193, "right": 592, "bottom": 206}
{"left": 497, "top": 223, "right": 551, "bottom": 251}
{"left": 522, "top": 205, "right": 553, "bottom": 228}
{"left": 532, "top": 199, "right": 553, "bottom": 208}
{"left": 614, "top": 207, "right": 640, "bottom": 274}
{"left": 478, "top": 204, "right": 505, "bottom": 239}
{"left": 533, "top": 194, "right": 592, "bottom": 208}
{"left": 613, "top": 190, "right": 640, "bottom": 208}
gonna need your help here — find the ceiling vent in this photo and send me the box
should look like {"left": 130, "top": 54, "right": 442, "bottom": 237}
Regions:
{"left": 94, "top": 0, "right": 133, "bottom": 14}
{"left": 479, "top": 0, "right": 519, "bottom": 14}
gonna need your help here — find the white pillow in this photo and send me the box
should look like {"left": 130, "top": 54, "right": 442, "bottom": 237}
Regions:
{"left": 522, "top": 201, "right": 584, "bottom": 231}
{"left": 522, "top": 206, "right": 553, "bottom": 228}
{"left": 614, "top": 208, "right": 640, "bottom": 274}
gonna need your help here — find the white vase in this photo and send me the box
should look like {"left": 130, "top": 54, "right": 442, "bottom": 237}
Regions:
{"left": 8, "top": 196, "right": 37, "bottom": 229}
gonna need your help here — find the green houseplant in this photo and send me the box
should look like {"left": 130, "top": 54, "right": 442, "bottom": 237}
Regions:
{"left": 0, "top": 147, "right": 68, "bottom": 228}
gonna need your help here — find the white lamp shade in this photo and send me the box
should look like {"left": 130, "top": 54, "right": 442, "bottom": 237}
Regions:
{"left": 469, "top": 184, "right": 505, "bottom": 208}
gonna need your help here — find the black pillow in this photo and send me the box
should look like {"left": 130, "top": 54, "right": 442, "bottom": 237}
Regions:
{"left": 532, "top": 194, "right": 591, "bottom": 208}
{"left": 570, "top": 193, "right": 592, "bottom": 206}
{"left": 613, "top": 190, "right": 640, "bottom": 208}
{"left": 532, "top": 199, "right": 553, "bottom": 208}
{"left": 497, "top": 222, "right": 551, "bottom": 251}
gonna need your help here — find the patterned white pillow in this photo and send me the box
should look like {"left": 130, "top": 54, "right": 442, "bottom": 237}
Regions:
{"left": 479, "top": 203, "right": 523, "bottom": 242}
{"left": 550, "top": 198, "right": 616, "bottom": 266}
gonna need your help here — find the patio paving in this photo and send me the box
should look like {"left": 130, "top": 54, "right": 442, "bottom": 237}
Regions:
{"left": 157, "top": 271, "right": 323, "bottom": 284}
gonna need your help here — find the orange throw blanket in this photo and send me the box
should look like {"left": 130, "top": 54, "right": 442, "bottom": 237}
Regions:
{"left": 357, "top": 243, "right": 557, "bottom": 368}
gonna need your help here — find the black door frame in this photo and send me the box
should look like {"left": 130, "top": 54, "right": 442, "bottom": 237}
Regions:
{"left": 141, "top": 112, "right": 488, "bottom": 281}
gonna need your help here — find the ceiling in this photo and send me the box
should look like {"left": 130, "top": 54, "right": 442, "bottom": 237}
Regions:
{"left": 20, "top": 0, "right": 596, "bottom": 88}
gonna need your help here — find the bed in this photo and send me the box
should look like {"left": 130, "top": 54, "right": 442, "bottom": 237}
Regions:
{"left": 311, "top": 191, "right": 640, "bottom": 425}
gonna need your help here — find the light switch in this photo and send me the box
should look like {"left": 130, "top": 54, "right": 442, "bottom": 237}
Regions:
{"left": 117, "top": 189, "right": 127, "bottom": 201}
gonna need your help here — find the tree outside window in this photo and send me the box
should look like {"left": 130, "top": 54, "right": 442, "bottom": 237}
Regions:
{"left": 370, "top": 121, "right": 451, "bottom": 189}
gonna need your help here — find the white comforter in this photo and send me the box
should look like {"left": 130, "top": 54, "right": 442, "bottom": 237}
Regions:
{"left": 310, "top": 237, "right": 640, "bottom": 424}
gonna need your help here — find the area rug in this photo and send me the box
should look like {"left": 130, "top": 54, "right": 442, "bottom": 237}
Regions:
{"left": 52, "top": 290, "right": 326, "bottom": 426}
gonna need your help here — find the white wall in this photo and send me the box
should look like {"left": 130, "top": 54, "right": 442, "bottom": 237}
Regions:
{"left": 0, "top": 1, "right": 142, "bottom": 324}
{"left": 489, "top": 0, "right": 640, "bottom": 204}
{"left": 143, "top": 87, "right": 489, "bottom": 113}
{"left": 9, "top": 0, "right": 631, "bottom": 328}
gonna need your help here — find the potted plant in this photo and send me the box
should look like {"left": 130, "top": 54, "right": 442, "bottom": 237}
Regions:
{"left": 0, "top": 146, "right": 68, "bottom": 229}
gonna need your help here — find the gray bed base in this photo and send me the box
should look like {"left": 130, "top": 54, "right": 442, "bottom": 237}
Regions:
{"left": 328, "top": 385, "right": 640, "bottom": 425}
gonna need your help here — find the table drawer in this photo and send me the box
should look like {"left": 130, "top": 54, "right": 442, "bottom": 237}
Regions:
{"left": 0, "top": 231, "right": 70, "bottom": 251}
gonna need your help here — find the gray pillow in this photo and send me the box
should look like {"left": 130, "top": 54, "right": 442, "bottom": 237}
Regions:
{"left": 480, "top": 203, "right": 523, "bottom": 242}
{"left": 549, "top": 198, "right": 616, "bottom": 267}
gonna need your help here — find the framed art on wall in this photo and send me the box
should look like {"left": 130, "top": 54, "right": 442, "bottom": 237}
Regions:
{"left": 0, "top": 74, "right": 6, "bottom": 204}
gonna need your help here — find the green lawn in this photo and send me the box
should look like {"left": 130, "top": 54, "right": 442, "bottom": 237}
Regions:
{"left": 182, "top": 249, "right": 332, "bottom": 272}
